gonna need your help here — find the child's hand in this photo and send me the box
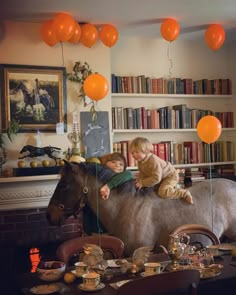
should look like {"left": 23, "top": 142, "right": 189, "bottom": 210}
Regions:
{"left": 135, "top": 180, "right": 143, "bottom": 189}
{"left": 100, "top": 184, "right": 110, "bottom": 200}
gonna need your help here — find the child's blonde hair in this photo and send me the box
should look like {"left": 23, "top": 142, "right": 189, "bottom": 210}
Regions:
{"left": 129, "top": 137, "right": 153, "bottom": 154}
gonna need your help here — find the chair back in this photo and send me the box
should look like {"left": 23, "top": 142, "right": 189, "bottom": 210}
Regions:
{"left": 117, "top": 269, "right": 200, "bottom": 295}
{"left": 56, "top": 234, "right": 124, "bottom": 265}
{"left": 168, "top": 224, "right": 220, "bottom": 248}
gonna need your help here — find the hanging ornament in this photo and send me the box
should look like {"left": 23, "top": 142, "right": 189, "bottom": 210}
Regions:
{"left": 197, "top": 115, "right": 222, "bottom": 144}
{"left": 205, "top": 24, "right": 225, "bottom": 50}
{"left": 100, "top": 24, "right": 119, "bottom": 47}
{"left": 68, "top": 22, "right": 81, "bottom": 44}
{"left": 84, "top": 73, "right": 109, "bottom": 101}
{"left": 160, "top": 19, "right": 180, "bottom": 42}
{"left": 41, "top": 20, "right": 58, "bottom": 47}
{"left": 53, "top": 13, "right": 75, "bottom": 42}
{"left": 80, "top": 23, "right": 98, "bottom": 48}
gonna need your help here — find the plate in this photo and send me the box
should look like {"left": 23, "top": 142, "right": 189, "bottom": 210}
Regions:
{"left": 199, "top": 264, "right": 223, "bottom": 279}
{"left": 29, "top": 284, "right": 59, "bottom": 294}
{"left": 107, "top": 259, "right": 128, "bottom": 268}
{"left": 78, "top": 283, "right": 105, "bottom": 292}
{"left": 218, "top": 243, "right": 236, "bottom": 251}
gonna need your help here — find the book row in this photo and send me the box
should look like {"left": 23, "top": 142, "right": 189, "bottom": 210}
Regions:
{"left": 111, "top": 74, "right": 232, "bottom": 95}
{"left": 113, "top": 140, "right": 235, "bottom": 167}
{"left": 112, "top": 105, "right": 234, "bottom": 130}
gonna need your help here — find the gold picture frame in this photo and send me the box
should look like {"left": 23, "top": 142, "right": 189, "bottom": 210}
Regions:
{"left": 0, "top": 64, "right": 67, "bottom": 132}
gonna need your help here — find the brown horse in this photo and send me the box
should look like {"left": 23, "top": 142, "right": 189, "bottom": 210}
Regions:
{"left": 47, "top": 162, "right": 236, "bottom": 256}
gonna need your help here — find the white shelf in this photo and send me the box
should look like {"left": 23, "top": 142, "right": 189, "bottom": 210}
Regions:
{"left": 0, "top": 174, "right": 60, "bottom": 183}
{"left": 127, "top": 161, "right": 236, "bottom": 170}
{"left": 113, "top": 128, "right": 236, "bottom": 134}
{"left": 112, "top": 93, "right": 233, "bottom": 99}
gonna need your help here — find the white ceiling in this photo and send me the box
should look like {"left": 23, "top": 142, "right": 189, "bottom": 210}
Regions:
{"left": 1, "top": 0, "right": 236, "bottom": 42}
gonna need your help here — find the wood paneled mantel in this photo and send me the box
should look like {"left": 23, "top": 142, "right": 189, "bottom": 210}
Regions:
{"left": 0, "top": 175, "right": 60, "bottom": 211}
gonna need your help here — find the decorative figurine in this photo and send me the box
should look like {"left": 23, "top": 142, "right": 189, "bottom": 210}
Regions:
{"left": 19, "top": 145, "right": 62, "bottom": 165}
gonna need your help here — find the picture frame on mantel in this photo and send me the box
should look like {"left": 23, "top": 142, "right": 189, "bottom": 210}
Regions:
{"left": 0, "top": 64, "right": 67, "bottom": 132}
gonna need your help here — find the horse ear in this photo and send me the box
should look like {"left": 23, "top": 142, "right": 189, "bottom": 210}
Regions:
{"left": 63, "top": 160, "right": 74, "bottom": 172}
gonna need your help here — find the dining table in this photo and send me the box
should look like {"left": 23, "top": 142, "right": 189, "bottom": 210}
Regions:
{"left": 16, "top": 250, "right": 236, "bottom": 295}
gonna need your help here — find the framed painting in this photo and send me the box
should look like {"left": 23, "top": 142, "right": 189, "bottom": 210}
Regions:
{"left": 80, "top": 111, "right": 111, "bottom": 158}
{"left": 0, "top": 64, "right": 67, "bottom": 132}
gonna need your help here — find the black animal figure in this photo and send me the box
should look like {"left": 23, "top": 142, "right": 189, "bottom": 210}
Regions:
{"left": 19, "top": 145, "right": 61, "bottom": 165}
{"left": 47, "top": 161, "right": 236, "bottom": 256}
{"left": 14, "top": 81, "right": 55, "bottom": 113}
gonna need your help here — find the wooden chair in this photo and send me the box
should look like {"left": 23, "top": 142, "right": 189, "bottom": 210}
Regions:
{"left": 117, "top": 269, "right": 200, "bottom": 295}
{"left": 168, "top": 223, "right": 220, "bottom": 249}
{"left": 56, "top": 234, "right": 125, "bottom": 266}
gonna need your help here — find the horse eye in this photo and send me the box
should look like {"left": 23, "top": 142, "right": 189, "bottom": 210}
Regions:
{"left": 59, "top": 204, "right": 64, "bottom": 210}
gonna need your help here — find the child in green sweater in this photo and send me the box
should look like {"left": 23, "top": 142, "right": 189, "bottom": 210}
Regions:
{"left": 99, "top": 152, "right": 133, "bottom": 199}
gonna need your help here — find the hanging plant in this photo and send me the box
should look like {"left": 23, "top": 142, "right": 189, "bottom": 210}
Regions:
{"left": 67, "top": 61, "right": 97, "bottom": 120}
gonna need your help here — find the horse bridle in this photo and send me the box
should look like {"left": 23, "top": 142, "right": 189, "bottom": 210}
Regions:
{"left": 54, "top": 174, "right": 89, "bottom": 218}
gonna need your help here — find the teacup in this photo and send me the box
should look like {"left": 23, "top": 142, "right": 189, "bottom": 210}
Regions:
{"left": 82, "top": 272, "right": 100, "bottom": 289}
{"left": 144, "top": 262, "right": 164, "bottom": 274}
{"left": 231, "top": 247, "right": 236, "bottom": 257}
{"left": 74, "top": 262, "right": 88, "bottom": 277}
{"left": 206, "top": 245, "right": 219, "bottom": 257}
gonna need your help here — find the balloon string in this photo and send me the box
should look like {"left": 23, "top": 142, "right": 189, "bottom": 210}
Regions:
{"left": 208, "top": 144, "right": 214, "bottom": 232}
{"left": 167, "top": 42, "right": 173, "bottom": 78}
{"left": 95, "top": 163, "right": 103, "bottom": 241}
{"left": 60, "top": 42, "right": 65, "bottom": 66}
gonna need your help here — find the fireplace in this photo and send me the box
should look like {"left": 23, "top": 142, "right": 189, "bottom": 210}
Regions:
{"left": 0, "top": 175, "right": 84, "bottom": 275}
{"left": 0, "top": 207, "right": 84, "bottom": 275}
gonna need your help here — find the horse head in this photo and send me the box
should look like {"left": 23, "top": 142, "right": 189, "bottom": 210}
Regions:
{"left": 47, "top": 162, "right": 95, "bottom": 226}
{"left": 19, "top": 145, "right": 32, "bottom": 154}
{"left": 15, "top": 81, "right": 27, "bottom": 92}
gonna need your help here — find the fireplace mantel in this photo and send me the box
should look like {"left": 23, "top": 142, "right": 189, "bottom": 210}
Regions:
{"left": 0, "top": 175, "right": 60, "bottom": 210}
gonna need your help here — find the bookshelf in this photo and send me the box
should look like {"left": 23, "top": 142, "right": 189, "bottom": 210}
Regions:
{"left": 112, "top": 93, "right": 233, "bottom": 99}
{"left": 111, "top": 93, "right": 236, "bottom": 175}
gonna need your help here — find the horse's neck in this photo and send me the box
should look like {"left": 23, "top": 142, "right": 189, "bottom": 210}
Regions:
{"left": 21, "top": 87, "right": 30, "bottom": 96}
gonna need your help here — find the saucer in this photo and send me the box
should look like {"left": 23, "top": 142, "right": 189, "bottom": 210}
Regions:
{"left": 29, "top": 284, "right": 59, "bottom": 294}
{"left": 199, "top": 264, "right": 223, "bottom": 279}
{"left": 140, "top": 272, "right": 157, "bottom": 277}
{"left": 79, "top": 283, "right": 105, "bottom": 292}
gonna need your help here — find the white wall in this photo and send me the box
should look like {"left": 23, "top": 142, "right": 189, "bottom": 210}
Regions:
{"left": 111, "top": 36, "right": 231, "bottom": 79}
{"left": 0, "top": 21, "right": 111, "bottom": 171}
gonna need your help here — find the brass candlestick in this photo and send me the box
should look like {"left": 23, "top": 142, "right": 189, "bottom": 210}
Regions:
{"left": 67, "top": 123, "right": 82, "bottom": 156}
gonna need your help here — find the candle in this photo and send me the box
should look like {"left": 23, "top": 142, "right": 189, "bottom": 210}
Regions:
{"left": 36, "top": 129, "right": 41, "bottom": 147}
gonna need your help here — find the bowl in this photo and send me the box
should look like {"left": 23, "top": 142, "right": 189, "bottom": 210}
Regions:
{"left": 36, "top": 260, "right": 66, "bottom": 282}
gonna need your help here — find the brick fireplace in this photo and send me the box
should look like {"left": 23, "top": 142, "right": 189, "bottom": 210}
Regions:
{"left": 0, "top": 175, "right": 84, "bottom": 275}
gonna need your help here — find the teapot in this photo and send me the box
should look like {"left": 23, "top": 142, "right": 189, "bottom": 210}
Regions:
{"left": 160, "top": 233, "right": 190, "bottom": 270}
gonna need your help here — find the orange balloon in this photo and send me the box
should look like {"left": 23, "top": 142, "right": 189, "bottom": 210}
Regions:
{"left": 197, "top": 115, "right": 222, "bottom": 144}
{"left": 68, "top": 22, "right": 81, "bottom": 44}
{"left": 80, "top": 23, "right": 98, "bottom": 48}
{"left": 84, "top": 73, "right": 109, "bottom": 101}
{"left": 53, "top": 13, "right": 75, "bottom": 42}
{"left": 41, "top": 20, "right": 58, "bottom": 47}
{"left": 160, "top": 19, "right": 180, "bottom": 42}
{"left": 205, "top": 24, "right": 225, "bottom": 50}
{"left": 100, "top": 24, "right": 119, "bottom": 47}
